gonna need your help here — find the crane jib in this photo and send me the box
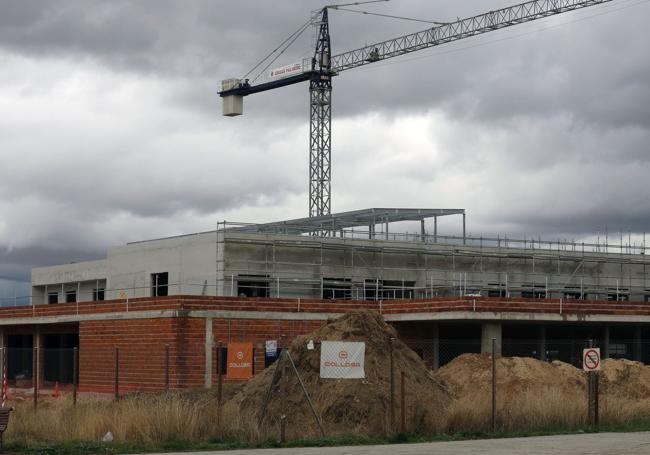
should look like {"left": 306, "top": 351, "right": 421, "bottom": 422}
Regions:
{"left": 218, "top": 72, "right": 317, "bottom": 97}
{"left": 330, "top": 0, "right": 612, "bottom": 73}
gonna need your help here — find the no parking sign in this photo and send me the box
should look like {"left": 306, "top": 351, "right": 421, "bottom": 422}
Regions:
{"left": 583, "top": 348, "right": 601, "bottom": 372}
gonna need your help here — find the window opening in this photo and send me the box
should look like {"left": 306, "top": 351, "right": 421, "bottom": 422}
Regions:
{"left": 151, "top": 272, "right": 169, "bottom": 297}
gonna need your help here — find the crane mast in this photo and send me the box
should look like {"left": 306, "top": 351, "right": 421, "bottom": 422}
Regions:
{"left": 310, "top": 8, "right": 333, "bottom": 218}
{"left": 219, "top": 0, "right": 611, "bottom": 219}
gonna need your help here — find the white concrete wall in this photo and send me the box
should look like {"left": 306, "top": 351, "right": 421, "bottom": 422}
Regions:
{"left": 106, "top": 231, "right": 218, "bottom": 300}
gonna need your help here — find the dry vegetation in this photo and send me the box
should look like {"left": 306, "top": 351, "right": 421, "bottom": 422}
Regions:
{"left": 7, "top": 392, "right": 237, "bottom": 444}
{"left": 6, "top": 312, "right": 650, "bottom": 445}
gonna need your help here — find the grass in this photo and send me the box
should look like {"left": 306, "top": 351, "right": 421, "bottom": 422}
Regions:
{"left": 4, "top": 389, "right": 650, "bottom": 454}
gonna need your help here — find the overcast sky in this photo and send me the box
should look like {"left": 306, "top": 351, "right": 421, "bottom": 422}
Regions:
{"left": 0, "top": 0, "right": 649, "bottom": 292}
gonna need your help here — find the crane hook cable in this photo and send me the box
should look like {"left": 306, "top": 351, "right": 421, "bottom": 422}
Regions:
{"left": 331, "top": 6, "right": 449, "bottom": 25}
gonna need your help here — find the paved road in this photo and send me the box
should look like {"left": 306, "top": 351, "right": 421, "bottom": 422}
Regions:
{"left": 156, "top": 432, "right": 650, "bottom": 455}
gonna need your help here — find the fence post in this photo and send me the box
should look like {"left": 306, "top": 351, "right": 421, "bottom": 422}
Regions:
{"left": 217, "top": 342, "right": 223, "bottom": 428}
{"left": 389, "top": 337, "right": 395, "bottom": 432}
{"left": 164, "top": 344, "right": 170, "bottom": 392}
{"left": 33, "top": 346, "right": 39, "bottom": 410}
{"left": 114, "top": 347, "right": 120, "bottom": 401}
{"left": 73, "top": 347, "right": 78, "bottom": 406}
{"left": 491, "top": 338, "right": 496, "bottom": 433}
{"left": 594, "top": 371, "right": 600, "bottom": 428}
{"left": 0, "top": 347, "right": 4, "bottom": 406}
{"left": 400, "top": 371, "right": 406, "bottom": 433}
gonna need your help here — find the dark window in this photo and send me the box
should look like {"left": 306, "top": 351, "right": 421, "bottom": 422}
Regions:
{"left": 92, "top": 288, "right": 105, "bottom": 301}
{"left": 364, "top": 279, "right": 380, "bottom": 301}
{"left": 521, "top": 289, "right": 546, "bottom": 299}
{"left": 563, "top": 291, "right": 583, "bottom": 300}
{"left": 151, "top": 272, "right": 168, "bottom": 297}
{"left": 488, "top": 289, "right": 507, "bottom": 298}
{"left": 382, "top": 280, "right": 416, "bottom": 300}
{"left": 645, "top": 294, "right": 650, "bottom": 302}
{"left": 363, "top": 279, "right": 415, "bottom": 300}
{"left": 322, "top": 278, "right": 351, "bottom": 300}
{"left": 65, "top": 291, "right": 76, "bottom": 303}
{"left": 48, "top": 292, "right": 58, "bottom": 304}
{"left": 487, "top": 283, "right": 507, "bottom": 298}
{"left": 609, "top": 343, "right": 627, "bottom": 357}
{"left": 608, "top": 291, "right": 629, "bottom": 301}
{"left": 237, "top": 275, "right": 270, "bottom": 298}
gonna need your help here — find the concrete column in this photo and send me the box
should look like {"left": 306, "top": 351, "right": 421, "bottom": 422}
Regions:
{"left": 538, "top": 325, "right": 546, "bottom": 361}
{"left": 481, "top": 322, "right": 502, "bottom": 356}
{"left": 633, "top": 326, "right": 642, "bottom": 362}
{"left": 420, "top": 219, "right": 425, "bottom": 243}
{"left": 432, "top": 322, "right": 440, "bottom": 370}
{"left": 462, "top": 213, "right": 466, "bottom": 245}
{"left": 434, "top": 217, "right": 438, "bottom": 243}
{"left": 603, "top": 325, "right": 610, "bottom": 359}
{"left": 204, "top": 318, "right": 213, "bottom": 388}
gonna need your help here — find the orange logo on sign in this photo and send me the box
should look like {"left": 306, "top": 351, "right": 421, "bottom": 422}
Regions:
{"left": 227, "top": 342, "right": 253, "bottom": 380}
{"left": 338, "top": 351, "right": 348, "bottom": 359}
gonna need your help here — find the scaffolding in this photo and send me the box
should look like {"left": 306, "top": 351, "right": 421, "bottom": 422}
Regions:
{"left": 217, "top": 215, "right": 650, "bottom": 302}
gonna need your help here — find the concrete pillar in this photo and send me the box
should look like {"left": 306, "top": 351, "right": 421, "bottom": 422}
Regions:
{"left": 420, "top": 219, "right": 425, "bottom": 243}
{"left": 481, "top": 322, "right": 502, "bottom": 356}
{"left": 462, "top": 213, "right": 466, "bottom": 245}
{"left": 603, "top": 325, "right": 610, "bottom": 359}
{"left": 538, "top": 325, "right": 546, "bottom": 361}
{"left": 633, "top": 326, "right": 642, "bottom": 362}
{"left": 432, "top": 323, "right": 440, "bottom": 370}
{"left": 204, "top": 318, "right": 213, "bottom": 388}
{"left": 434, "top": 217, "right": 438, "bottom": 243}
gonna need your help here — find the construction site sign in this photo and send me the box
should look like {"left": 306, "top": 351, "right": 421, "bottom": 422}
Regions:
{"left": 583, "top": 348, "right": 601, "bottom": 372}
{"left": 320, "top": 341, "right": 365, "bottom": 379}
{"left": 227, "top": 342, "right": 253, "bottom": 379}
{"left": 269, "top": 62, "right": 303, "bottom": 79}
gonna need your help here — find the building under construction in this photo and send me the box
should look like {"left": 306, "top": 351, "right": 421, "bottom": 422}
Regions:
{"left": 31, "top": 208, "right": 650, "bottom": 304}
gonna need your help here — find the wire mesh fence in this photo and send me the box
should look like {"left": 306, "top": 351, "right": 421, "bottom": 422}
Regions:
{"left": 0, "top": 337, "right": 648, "bottom": 404}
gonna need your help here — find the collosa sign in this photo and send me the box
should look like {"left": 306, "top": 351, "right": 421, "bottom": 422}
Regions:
{"left": 320, "top": 341, "right": 366, "bottom": 379}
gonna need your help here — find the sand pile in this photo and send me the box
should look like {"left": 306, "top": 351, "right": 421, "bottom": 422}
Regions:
{"left": 435, "top": 354, "right": 586, "bottom": 401}
{"left": 226, "top": 310, "right": 450, "bottom": 438}
{"left": 600, "top": 358, "right": 650, "bottom": 400}
{"left": 436, "top": 354, "right": 650, "bottom": 401}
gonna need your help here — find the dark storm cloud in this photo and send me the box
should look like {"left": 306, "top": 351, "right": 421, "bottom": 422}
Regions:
{"left": 0, "top": 0, "right": 649, "bottom": 285}
{"left": 2, "top": 0, "right": 645, "bottom": 125}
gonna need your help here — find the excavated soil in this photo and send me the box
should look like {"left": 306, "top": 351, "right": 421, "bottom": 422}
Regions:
{"left": 434, "top": 353, "right": 586, "bottom": 400}
{"left": 600, "top": 358, "right": 650, "bottom": 400}
{"left": 436, "top": 353, "right": 650, "bottom": 403}
{"left": 226, "top": 310, "right": 450, "bottom": 438}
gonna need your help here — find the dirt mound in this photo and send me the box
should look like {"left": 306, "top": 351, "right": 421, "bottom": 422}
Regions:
{"left": 226, "top": 310, "right": 450, "bottom": 438}
{"left": 600, "top": 358, "right": 650, "bottom": 400}
{"left": 436, "top": 354, "right": 650, "bottom": 401}
{"left": 435, "top": 353, "right": 586, "bottom": 401}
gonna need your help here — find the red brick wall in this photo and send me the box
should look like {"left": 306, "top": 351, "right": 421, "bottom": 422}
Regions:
{"left": 77, "top": 316, "right": 326, "bottom": 392}
{"left": 79, "top": 317, "right": 205, "bottom": 393}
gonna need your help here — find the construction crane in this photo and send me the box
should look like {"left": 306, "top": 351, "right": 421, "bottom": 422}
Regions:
{"left": 219, "top": 0, "right": 611, "bottom": 219}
